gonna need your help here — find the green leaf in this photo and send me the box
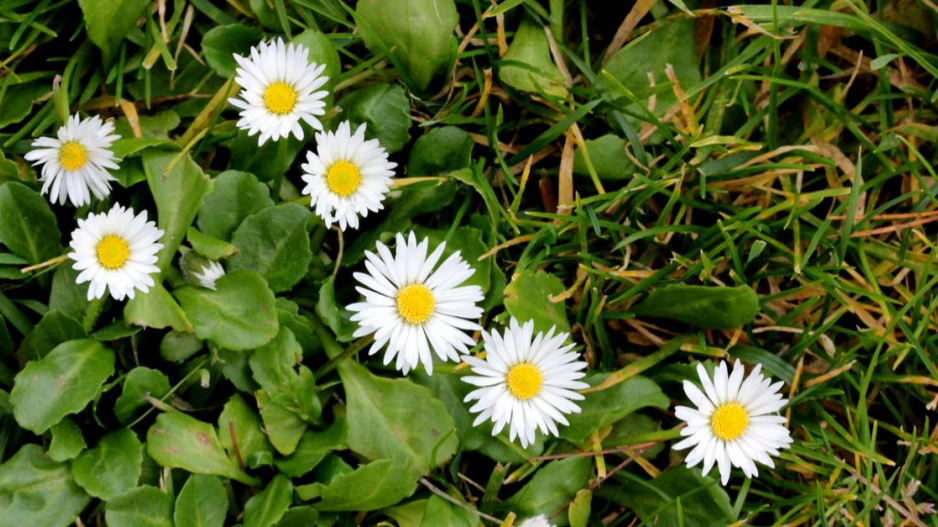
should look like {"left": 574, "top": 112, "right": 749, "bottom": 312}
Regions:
{"left": 407, "top": 126, "right": 473, "bottom": 178}
{"left": 568, "top": 489, "right": 591, "bottom": 527}
{"left": 146, "top": 411, "right": 260, "bottom": 485}
{"left": 341, "top": 360, "right": 458, "bottom": 474}
{"left": 174, "top": 269, "right": 279, "bottom": 351}
{"left": 502, "top": 456, "right": 591, "bottom": 522}
{"left": 562, "top": 375, "right": 668, "bottom": 443}
{"left": 631, "top": 284, "right": 760, "bottom": 329}
{"left": 114, "top": 367, "right": 171, "bottom": 423}
{"left": 317, "top": 458, "right": 420, "bottom": 512}
{"left": 48, "top": 418, "right": 86, "bottom": 462}
{"left": 315, "top": 276, "right": 357, "bottom": 343}
{"left": 188, "top": 227, "right": 239, "bottom": 260}
{"left": 256, "top": 390, "right": 307, "bottom": 456}
{"left": 77, "top": 0, "right": 150, "bottom": 62}
{"left": 503, "top": 269, "right": 570, "bottom": 334}
{"left": 0, "top": 444, "right": 90, "bottom": 527}
{"left": 124, "top": 282, "right": 194, "bottom": 332}
{"left": 50, "top": 264, "right": 91, "bottom": 321}
{"left": 72, "top": 428, "right": 143, "bottom": 500}
{"left": 250, "top": 327, "right": 321, "bottom": 423}
{"left": 0, "top": 79, "right": 48, "bottom": 129}
{"left": 202, "top": 24, "right": 264, "bottom": 78}
{"left": 277, "top": 298, "right": 321, "bottom": 357}
{"left": 197, "top": 171, "right": 274, "bottom": 241}
{"left": 293, "top": 29, "right": 341, "bottom": 101}
{"left": 356, "top": 0, "right": 457, "bottom": 91}
{"left": 418, "top": 495, "right": 476, "bottom": 527}
{"left": 412, "top": 226, "right": 491, "bottom": 293}
{"left": 499, "top": 16, "right": 567, "bottom": 97}
{"left": 598, "top": 467, "right": 735, "bottom": 527}
{"left": 573, "top": 135, "right": 634, "bottom": 181}
{"left": 159, "top": 331, "right": 203, "bottom": 362}
{"left": 277, "top": 507, "right": 320, "bottom": 527}
{"left": 143, "top": 150, "right": 214, "bottom": 272}
{"left": 18, "top": 310, "right": 86, "bottom": 361}
{"left": 218, "top": 394, "right": 273, "bottom": 466}
{"left": 244, "top": 474, "right": 292, "bottom": 527}
{"left": 105, "top": 486, "right": 174, "bottom": 527}
{"left": 0, "top": 182, "right": 61, "bottom": 265}
{"left": 228, "top": 204, "right": 312, "bottom": 293}
{"left": 10, "top": 339, "right": 115, "bottom": 434}
{"left": 275, "top": 419, "right": 347, "bottom": 477}
{"left": 384, "top": 499, "right": 428, "bottom": 527}
{"left": 175, "top": 475, "right": 229, "bottom": 527}
{"left": 227, "top": 131, "right": 304, "bottom": 183}
{"left": 338, "top": 83, "right": 411, "bottom": 153}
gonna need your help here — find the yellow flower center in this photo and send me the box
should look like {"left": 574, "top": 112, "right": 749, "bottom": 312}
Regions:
{"left": 326, "top": 160, "right": 362, "bottom": 197}
{"left": 263, "top": 81, "right": 298, "bottom": 115}
{"left": 59, "top": 141, "right": 88, "bottom": 171}
{"left": 506, "top": 363, "right": 543, "bottom": 400}
{"left": 710, "top": 402, "right": 749, "bottom": 441}
{"left": 96, "top": 235, "right": 130, "bottom": 270}
{"left": 396, "top": 284, "right": 435, "bottom": 324}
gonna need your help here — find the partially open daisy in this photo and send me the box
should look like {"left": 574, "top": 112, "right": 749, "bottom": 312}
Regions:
{"left": 347, "top": 232, "right": 483, "bottom": 375}
{"left": 229, "top": 37, "right": 329, "bottom": 145}
{"left": 24, "top": 113, "right": 120, "bottom": 207}
{"left": 673, "top": 360, "right": 793, "bottom": 485}
{"left": 300, "top": 121, "right": 396, "bottom": 230}
{"left": 68, "top": 204, "right": 164, "bottom": 301}
{"left": 462, "top": 318, "right": 589, "bottom": 448}
{"left": 193, "top": 260, "right": 225, "bottom": 290}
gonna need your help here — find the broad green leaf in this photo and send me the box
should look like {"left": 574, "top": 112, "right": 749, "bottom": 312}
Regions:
{"left": 573, "top": 134, "right": 634, "bottom": 181}
{"left": 418, "top": 495, "right": 476, "bottom": 527}
{"left": 340, "top": 360, "right": 458, "bottom": 474}
{"left": 598, "top": 467, "right": 734, "bottom": 527}
{"left": 0, "top": 182, "right": 61, "bottom": 265}
{"left": 146, "top": 411, "right": 260, "bottom": 485}
{"left": 406, "top": 126, "right": 473, "bottom": 178}
{"left": 631, "top": 284, "right": 760, "bottom": 329}
{"left": 72, "top": 428, "right": 143, "bottom": 500}
{"left": 250, "top": 327, "right": 321, "bottom": 423}
{"left": 356, "top": 0, "right": 457, "bottom": 91}
{"left": 411, "top": 226, "right": 491, "bottom": 293}
{"left": 114, "top": 111, "right": 181, "bottom": 140}
{"left": 114, "top": 367, "right": 171, "bottom": 423}
{"left": 124, "top": 282, "right": 194, "bottom": 333}
{"left": 0, "top": 79, "right": 48, "bottom": 129}
{"left": 18, "top": 310, "right": 86, "bottom": 361}
{"left": 293, "top": 29, "right": 341, "bottom": 105}
{"left": 77, "top": 0, "right": 149, "bottom": 62}
{"left": 499, "top": 16, "right": 567, "bottom": 97}
{"left": 91, "top": 321, "right": 141, "bottom": 341}
{"left": 244, "top": 474, "right": 292, "bottom": 527}
{"left": 218, "top": 394, "right": 273, "bottom": 466}
{"left": 502, "top": 456, "right": 591, "bottom": 521}
{"left": 277, "top": 507, "right": 320, "bottom": 527}
{"left": 562, "top": 375, "right": 668, "bottom": 443}
{"left": 105, "top": 486, "right": 174, "bottom": 527}
{"left": 729, "top": 345, "right": 796, "bottom": 385}
{"left": 10, "top": 339, "right": 115, "bottom": 434}
{"left": 175, "top": 475, "right": 229, "bottom": 527}
{"left": 384, "top": 499, "right": 428, "bottom": 527}
{"left": 0, "top": 444, "right": 90, "bottom": 527}
{"left": 48, "top": 418, "right": 86, "bottom": 462}
{"left": 276, "top": 298, "right": 320, "bottom": 357}
{"left": 202, "top": 24, "right": 264, "bottom": 78}
{"left": 174, "top": 270, "right": 279, "bottom": 351}
{"left": 143, "top": 150, "right": 213, "bottom": 272}
{"left": 188, "top": 227, "right": 239, "bottom": 260}
{"left": 228, "top": 204, "right": 312, "bottom": 293}
{"left": 227, "top": 130, "right": 304, "bottom": 183}
{"left": 568, "top": 489, "right": 591, "bottom": 527}
{"left": 256, "top": 390, "right": 307, "bottom": 456}
{"left": 275, "top": 419, "right": 347, "bottom": 477}
{"left": 338, "top": 83, "right": 410, "bottom": 153}
{"left": 159, "top": 331, "right": 204, "bottom": 362}
{"left": 49, "top": 265, "right": 91, "bottom": 321}
{"left": 197, "top": 171, "right": 274, "bottom": 241}
{"left": 315, "top": 276, "right": 357, "bottom": 342}
{"left": 316, "top": 458, "right": 420, "bottom": 512}
{"left": 503, "top": 269, "right": 570, "bottom": 334}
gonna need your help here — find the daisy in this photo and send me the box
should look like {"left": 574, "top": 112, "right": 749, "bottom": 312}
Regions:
{"left": 673, "top": 360, "right": 793, "bottom": 485}
{"left": 518, "top": 515, "right": 553, "bottom": 527}
{"left": 462, "top": 318, "right": 589, "bottom": 448}
{"left": 193, "top": 260, "right": 225, "bottom": 290}
{"left": 300, "top": 121, "right": 396, "bottom": 230}
{"left": 23, "top": 113, "right": 120, "bottom": 207}
{"left": 68, "top": 204, "right": 164, "bottom": 301}
{"left": 347, "top": 232, "right": 484, "bottom": 375}
{"left": 229, "top": 37, "right": 329, "bottom": 145}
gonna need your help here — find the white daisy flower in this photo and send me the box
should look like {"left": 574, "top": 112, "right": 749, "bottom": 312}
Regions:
{"left": 347, "top": 232, "right": 484, "bottom": 375}
{"left": 193, "top": 260, "right": 225, "bottom": 290}
{"left": 23, "top": 113, "right": 120, "bottom": 207}
{"left": 68, "top": 204, "right": 164, "bottom": 301}
{"left": 229, "top": 37, "right": 329, "bottom": 145}
{"left": 300, "top": 121, "right": 396, "bottom": 231}
{"left": 462, "top": 318, "right": 589, "bottom": 448}
{"left": 673, "top": 360, "right": 793, "bottom": 485}
{"left": 518, "top": 515, "right": 553, "bottom": 527}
